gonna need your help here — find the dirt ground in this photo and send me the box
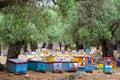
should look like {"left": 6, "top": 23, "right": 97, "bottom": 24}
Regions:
{"left": 0, "top": 68, "right": 120, "bottom": 80}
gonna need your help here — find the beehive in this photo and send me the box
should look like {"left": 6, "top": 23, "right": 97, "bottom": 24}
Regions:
{"left": 98, "top": 62, "right": 103, "bottom": 69}
{"left": 73, "top": 56, "right": 85, "bottom": 67}
{"left": 7, "top": 59, "right": 27, "bottom": 74}
{"left": 103, "top": 57, "right": 113, "bottom": 74}
{"left": 46, "top": 55, "right": 55, "bottom": 62}
{"left": 27, "top": 60, "right": 38, "bottom": 71}
{"left": 85, "top": 56, "right": 94, "bottom": 65}
{"left": 46, "top": 62, "right": 62, "bottom": 72}
{"left": 117, "top": 60, "right": 120, "bottom": 67}
{"left": 84, "top": 56, "right": 94, "bottom": 73}
{"left": 28, "top": 60, "right": 62, "bottom": 72}
{"left": 62, "top": 61, "right": 77, "bottom": 72}
{"left": 110, "top": 61, "right": 117, "bottom": 68}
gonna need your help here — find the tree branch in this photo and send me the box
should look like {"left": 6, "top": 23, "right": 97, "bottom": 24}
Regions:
{"left": 52, "top": 0, "right": 57, "bottom": 5}
{"left": 0, "top": 0, "right": 28, "bottom": 9}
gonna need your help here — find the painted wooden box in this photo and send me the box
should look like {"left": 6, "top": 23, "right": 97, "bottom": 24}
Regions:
{"left": 85, "top": 56, "right": 94, "bottom": 65}
{"left": 27, "top": 60, "right": 38, "bottom": 71}
{"left": 98, "top": 62, "right": 103, "bottom": 69}
{"left": 62, "top": 61, "right": 77, "bottom": 72}
{"left": 28, "top": 61, "right": 62, "bottom": 72}
{"left": 117, "top": 60, "right": 120, "bottom": 67}
{"left": 103, "top": 66, "right": 112, "bottom": 74}
{"left": 73, "top": 56, "right": 85, "bottom": 67}
{"left": 93, "top": 64, "right": 98, "bottom": 70}
{"left": 103, "top": 57, "right": 113, "bottom": 74}
{"left": 78, "top": 66, "right": 84, "bottom": 72}
{"left": 85, "top": 49, "right": 91, "bottom": 53}
{"left": 84, "top": 56, "right": 93, "bottom": 72}
{"left": 7, "top": 59, "right": 27, "bottom": 74}
{"left": 84, "top": 65, "right": 93, "bottom": 73}
{"left": 37, "top": 61, "right": 47, "bottom": 72}
{"left": 46, "top": 62, "right": 62, "bottom": 72}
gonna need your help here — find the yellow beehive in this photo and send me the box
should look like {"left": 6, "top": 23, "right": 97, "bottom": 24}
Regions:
{"left": 46, "top": 55, "right": 55, "bottom": 62}
{"left": 98, "top": 62, "right": 103, "bottom": 69}
{"left": 73, "top": 57, "right": 84, "bottom": 62}
{"left": 73, "top": 57, "right": 79, "bottom": 62}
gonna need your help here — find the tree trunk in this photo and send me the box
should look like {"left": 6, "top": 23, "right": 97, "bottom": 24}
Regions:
{"left": 24, "top": 45, "right": 28, "bottom": 52}
{"left": 30, "top": 42, "right": 38, "bottom": 51}
{"left": 100, "top": 39, "right": 114, "bottom": 59}
{"left": 0, "top": 43, "right": 1, "bottom": 55}
{"left": 42, "top": 43, "right": 46, "bottom": 48}
{"left": 75, "top": 41, "right": 83, "bottom": 52}
{"left": 75, "top": 41, "right": 79, "bottom": 52}
{"left": 7, "top": 41, "right": 25, "bottom": 59}
{"left": 64, "top": 44, "right": 69, "bottom": 51}
{"left": 48, "top": 42, "right": 53, "bottom": 49}
{"left": 113, "top": 44, "right": 117, "bottom": 50}
{"left": 59, "top": 43, "right": 62, "bottom": 51}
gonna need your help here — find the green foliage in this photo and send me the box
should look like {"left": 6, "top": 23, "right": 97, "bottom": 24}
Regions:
{"left": 0, "top": 5, "right": 41, "bottom": 45}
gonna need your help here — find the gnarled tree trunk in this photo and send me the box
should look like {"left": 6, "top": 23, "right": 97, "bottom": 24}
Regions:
{"left": 7, "top": 40, "right": 25, "bottom": 59}
{"left": 42, "top": 42, "right": 46, "bottom": 48}
{"left": 100, "top": 39, "right": 114, "bottom": 59}
{"left": 24, "top": 45, "right": 28, "bottom": 52}
{"left": 64, "top": 44, "right": 70, "bottom": 51}
{"left": 48, "top": 42, "right": 53, "bottom": 50}
{"left": 75, "top": 41, "right": 84, "bottom": 52}
{"left": 30, "top": 42, "right": 38, "bottom": 51}
{"left": 0, "top": 43, "right": 1, "bottom": 55}
{"left": 59, "top": 43, "right": 62, "bottom": 51}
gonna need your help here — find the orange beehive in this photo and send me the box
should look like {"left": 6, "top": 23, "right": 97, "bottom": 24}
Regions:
{"left": 85, "top": 56, "right": 94, "bottom": 65}
{"left": 110, "top": 61, "right": 117, "bottom": 68}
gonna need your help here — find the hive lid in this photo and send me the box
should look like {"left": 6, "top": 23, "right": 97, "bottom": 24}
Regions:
{"left": 7, "top": 59, "right": 27, "bottom": 64}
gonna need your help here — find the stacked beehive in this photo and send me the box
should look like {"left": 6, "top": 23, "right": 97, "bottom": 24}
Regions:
{"left": 84, "top": 56, "right": 94, "bottom": 73}
{"left": 103, "top": 57, "right": 113, "bottom": 74}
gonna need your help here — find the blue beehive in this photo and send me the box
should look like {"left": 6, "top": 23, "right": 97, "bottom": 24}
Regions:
{"left": 103, "top": 66, "right": 112, "bottom": 74}
{"left": 84, "top": 56, "right": 93, "bottom": 73}
{"left": 46, "top": 62, "right": 62, "bottom": 72}
{"left": 27, "top": 60, "right": 38, "bottom": 71}
{"left": 62, "top": 61, "right": 77, "bottom": 72}
{"left": 28, "top": 60, "right": 47, "bottom": 72}
{"left": 37, "top": 61, "right": 47, "bottom": 72}
{"left": 85, "top": 49, "right": 91, "bottom": 53}
{"left": 7, "top": 59, "right": 27, "bottom": 74}
{"left": 93, "top": 64, "right": 98, "bottom": 70}
{"left": 28, "top": 61, "right": 62, "bottom": 72}
{"left": 78, "top": 67, "right": 84, "bottom": 72}
{"left": 103, "top": 57, "right": 113, "bottom": 74}
{"left": 117, "top": 60, "right": 120, "bottom": 67}
{"left": 84, "top": 65, "right": 93, "bottom": 73}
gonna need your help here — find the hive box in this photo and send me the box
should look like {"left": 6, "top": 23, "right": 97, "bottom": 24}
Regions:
{"left": 78, "top": 66, "right": 84, "bottom": 72}
{"left": 84, "top": 56, "right": 94, "bottom": 73}
{"left": 117, "top": 60, "right": 120, "bottom": 67}
{"left": 93, "top": 64, "right": 98, "bottom": 70}
{"left": 62, "top": 61, "right": 77, "bottom": 72}
{"left": 46, "top": 62, "right": 62, "bottom": 72}
{"left": 28, "top": 60, "right": 38, "bottom": 71}
{"left": 28, "top": 60, "right": 62, "bottom": 72}
{"left": 7, "top": 59, "right": 27, "bottom": 74}
{"left": 103, "top": 66, "right": 112, "bottom": 74}
{"left": 84, "top": 65, "right": 93, "bottom": 73}
{"left": 103, "top": 57, "right": 113, "bottom": 74}
{"left": 85, "top": 49, "right": 91, "bottom": 53}
{"left": 98, "top": 62, "right": 103, "bottom": 69}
